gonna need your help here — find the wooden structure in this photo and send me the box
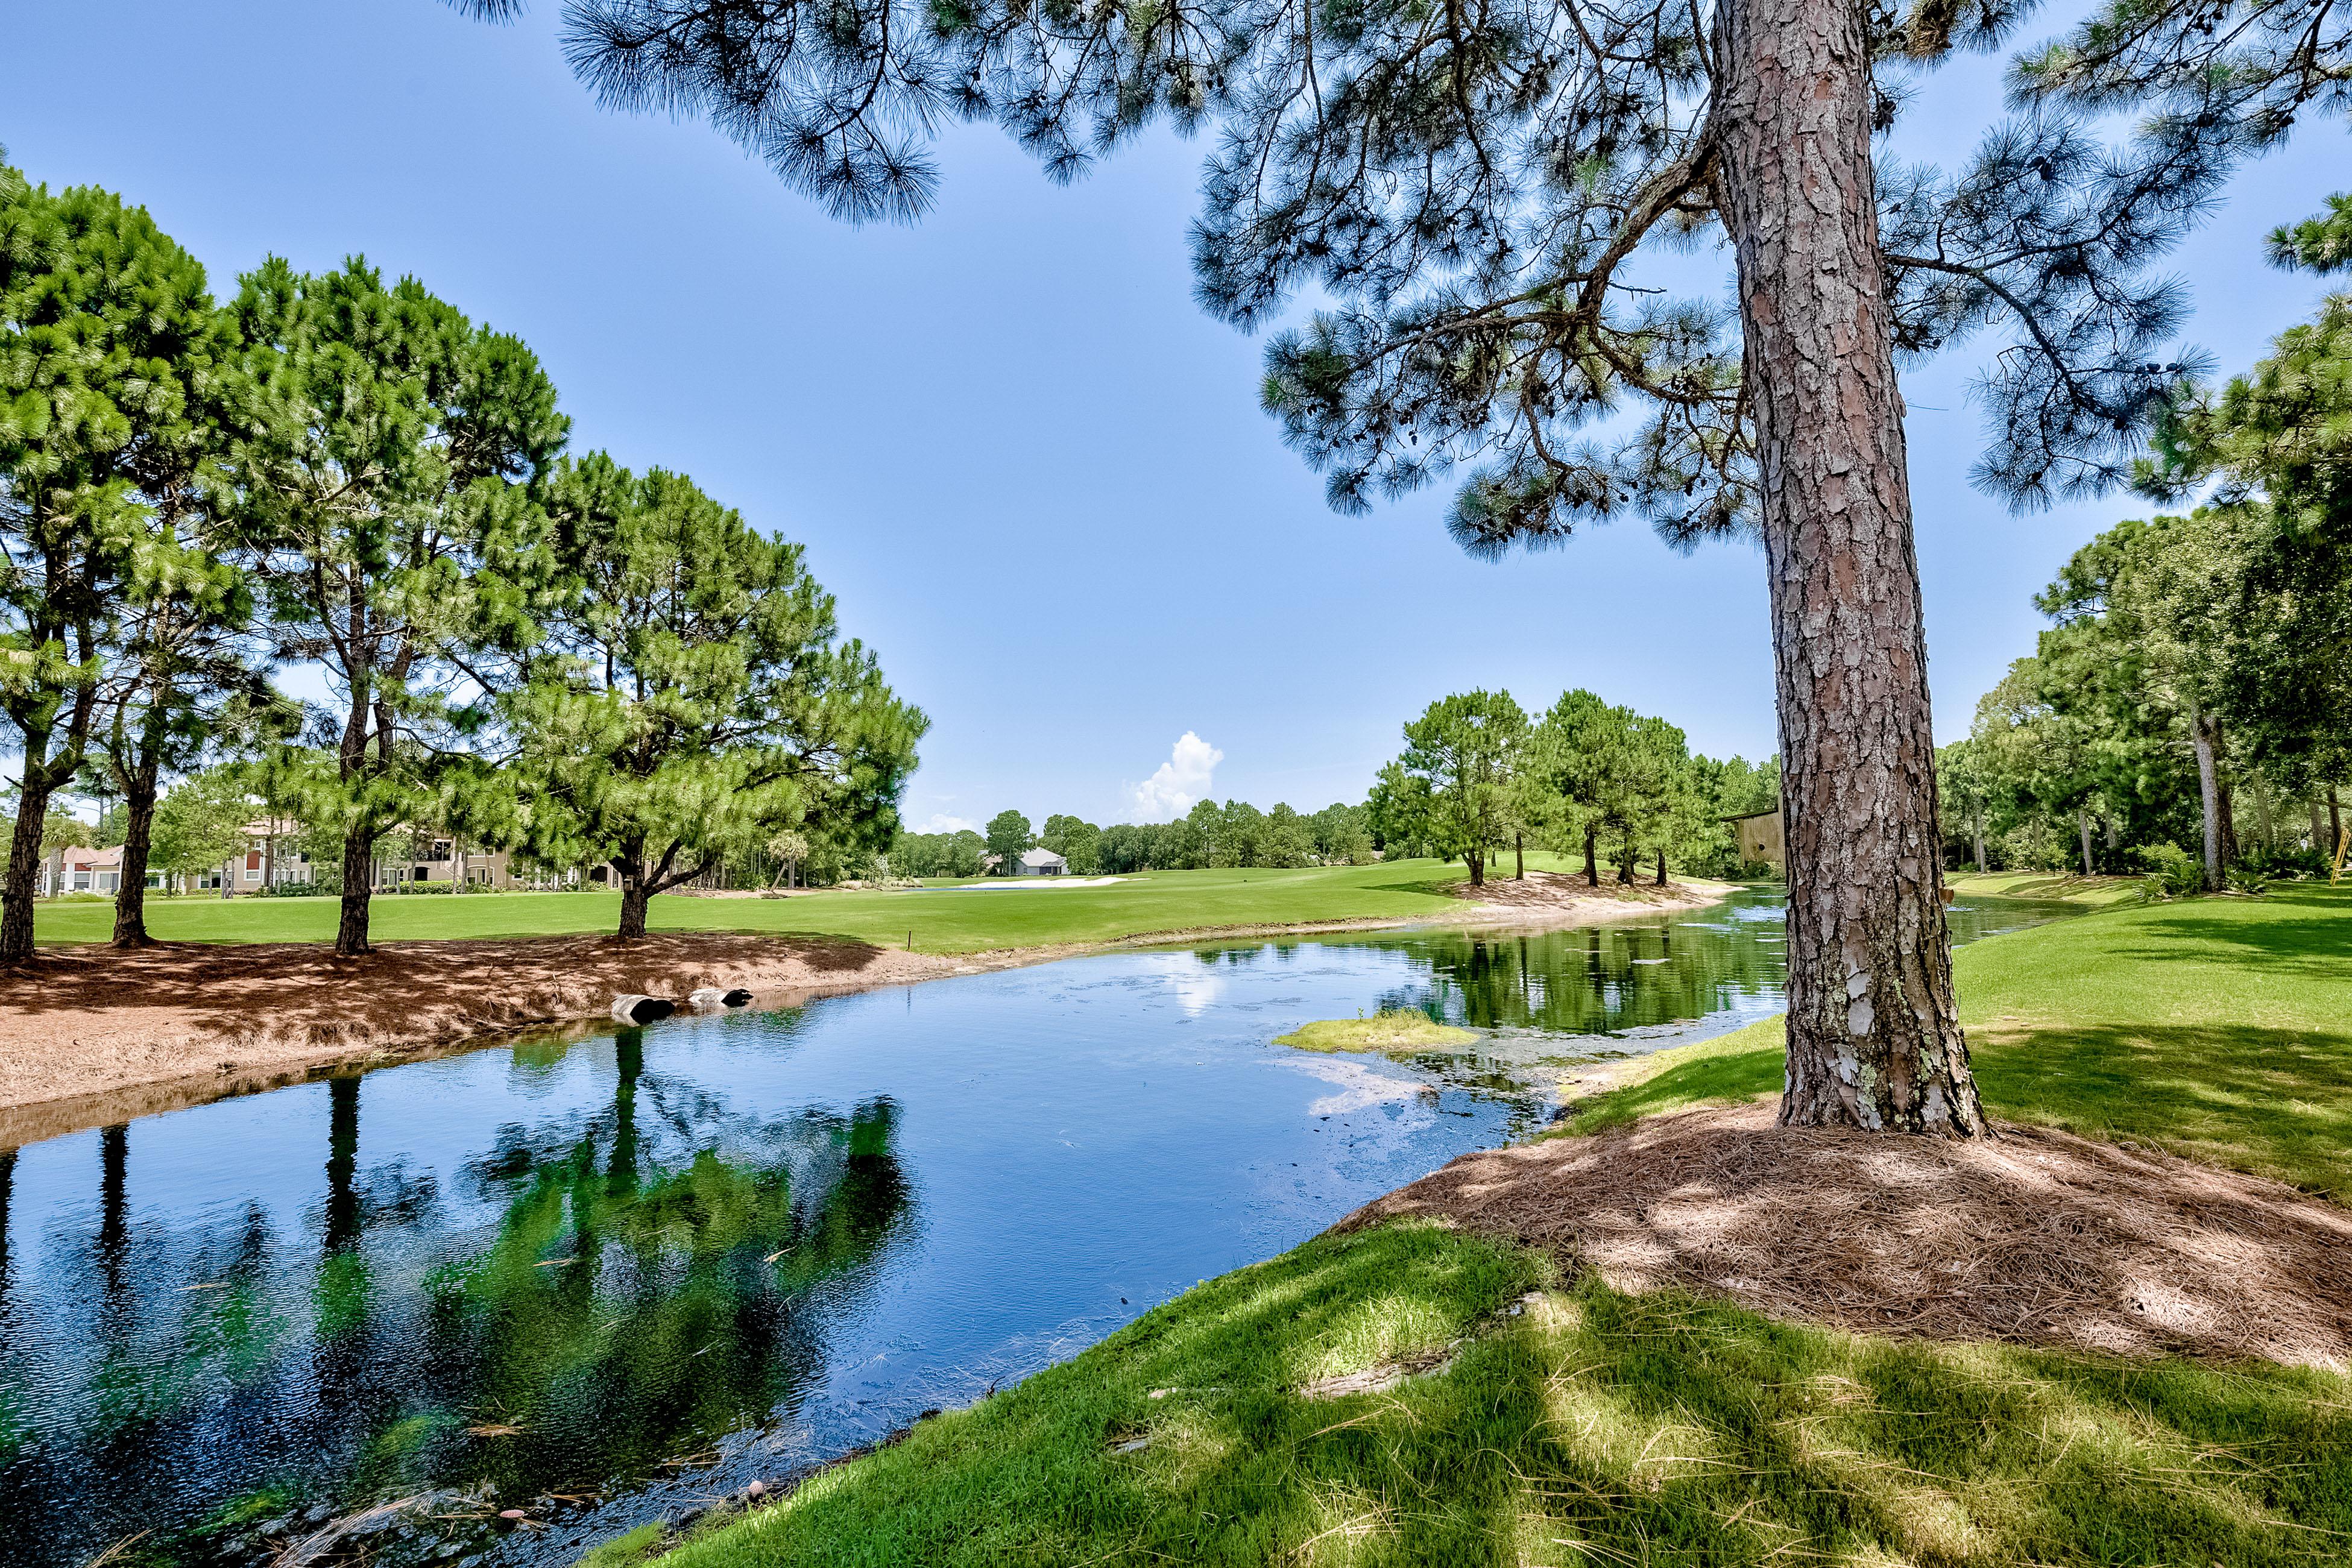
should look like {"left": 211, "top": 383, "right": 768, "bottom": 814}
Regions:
{"left": 1724, "top": 807, "right": 1785, "bottom": 869}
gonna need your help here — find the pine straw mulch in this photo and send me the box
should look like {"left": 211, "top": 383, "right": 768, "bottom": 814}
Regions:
{"left": 1335, "top": 1100, "right": 2352, "bottom": 1370}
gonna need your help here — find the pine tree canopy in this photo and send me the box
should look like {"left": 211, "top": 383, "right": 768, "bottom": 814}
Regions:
{"left": 444, "top": 0, "right": 2266, "bottom": 537}
{"left": 514, "top": 455, "right": 928, "bottom": 919}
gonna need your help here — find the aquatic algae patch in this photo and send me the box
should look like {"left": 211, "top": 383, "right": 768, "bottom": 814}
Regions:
{"left": 1275, "top": 1010, "right": 1477, "bottom": 1054}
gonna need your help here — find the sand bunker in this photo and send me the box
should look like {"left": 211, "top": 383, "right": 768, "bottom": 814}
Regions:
{"left": 1337, "top": 1100, "right": 2352, "bottom": 1369}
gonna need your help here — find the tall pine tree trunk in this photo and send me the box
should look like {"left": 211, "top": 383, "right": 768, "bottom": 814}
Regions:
{"left": 1971, "top": 807, "right": 1987, "bottom": 873}
{"left": 616, "top": 839, "right": 652, "bottom": 939}
{"left": 1515, "top": 832, "right": 1524, "bottom": 880}
{"left": 617, "top": 875, "right": 651, "bottom": 939}
{"left": 336, "top": 829, "right": 375, "bottom": 956}
{"left": 2190, "top": 707, "right": 2222, "bottom": 890}
{"left": 1716, "top": 0, "right": 1984, "bottom": 1135}
{"left": 2077, "top": 809, "right": 2094, "bottom": 877}
{"left": 112, "top": 770, "right": 160, "bottom": 948}
{"left": 0, "top": 795, "right": 47, "bottom": 962}
{"left": 1655, "top": 848, "right": 1668, "bottom": 886}
{"left": 1583, "top": 825, "right": 1600, "bottom": 887}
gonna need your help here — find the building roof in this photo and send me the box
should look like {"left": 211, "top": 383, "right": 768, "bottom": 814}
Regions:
{"left": 53, "top": 845, "right": 124, "bottom": 867}
{"left": 1020, "top": 847, "right": 1068, "bottom": 868}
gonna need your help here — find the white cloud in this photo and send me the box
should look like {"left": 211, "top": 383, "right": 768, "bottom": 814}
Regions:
{"left": 1126, "top": 731, "right": 1224, "bottom": 821}
{"left": 912, "top": 813, "right": 980, "bottom": 834}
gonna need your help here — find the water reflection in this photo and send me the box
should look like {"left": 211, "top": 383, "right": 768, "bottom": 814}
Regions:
{"left": 0, "top": 892, "right": 2075, "bottom": 1567}
{"left": 0, "top": 1034, "right": 911, "bottom": 1568}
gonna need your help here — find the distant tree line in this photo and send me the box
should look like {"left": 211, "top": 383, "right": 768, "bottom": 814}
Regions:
{"left": 889, "top": 801, "right": 1378, "bottom": 879}
{"left": 1368, "top": 690, "right": 1781, "bottom": 887}
{"left": 0, "top": 160, "right": 923, "bottom": 958}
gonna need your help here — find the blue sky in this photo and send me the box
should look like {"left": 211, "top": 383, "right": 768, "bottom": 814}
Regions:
{"left": 5, "top": 1, "right": 2341, "bottom": 833}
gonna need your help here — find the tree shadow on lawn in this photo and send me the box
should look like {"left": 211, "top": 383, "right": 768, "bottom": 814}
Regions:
{"left": 1554, "top": 1021, "right": 2352, "bottom": 1202}
{"left": 2109, "top": 885, "right": 2352, "bottom": 980}
{"left": 667, "top": 1223, "right": 2352, "bottom": 1568}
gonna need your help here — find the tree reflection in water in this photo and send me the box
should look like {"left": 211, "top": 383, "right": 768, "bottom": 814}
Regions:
{"left": 405, "top": 1031, "right": 910, "bottom": 1503}
{"left": 1395, "top": 921, "right": 1783, "bottom": 1038}
{"left": 0, "top": 1033, "right": 912, "bottom": 1565}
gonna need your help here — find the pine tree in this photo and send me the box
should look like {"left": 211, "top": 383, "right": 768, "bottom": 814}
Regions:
{"left": 230, "top": 257, "right": 567, "bottom": 956}
{"left": 518, "top": 455, "right": 927, "bottom": 936}
{"left": 1, "top": 166, "right": 225, "bottom": 961}
{"left": 444, "top": 0, "right": 2255, "bottom": 1133}
{"left": 1387, "top": 691, "right": 1527, "bottom": 884}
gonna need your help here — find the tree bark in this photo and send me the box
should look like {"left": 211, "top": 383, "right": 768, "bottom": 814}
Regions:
{"left": 1466, "top": 846, "right": 1484, "bottom": 886}
{"left": 1, "top": 688, "right": 96, "bottom": 961}
{"left": 336, "top": 828, "right": 375, "bottom": 956}
{"left": 1716, "top": 0, "right": 1985, "bottom": 1135}
{"left": 2330, "top": 785, "right": 2343, "bottom": 870}
{"left": 2312, "top": 794, "right": 2330, "bottom": 857}
{"left": 1515, "top": 832, "right": 1524, "bottom": 880}
{"left": 1972, "top": 807, "right": 1986, "bottom": 874}
{"left": 2190, "top": 707, "right": 2222, "bottom": 890}
{"left": 2077, "top": 808, "right": 2094, "bottom": 878}
{"left": 112, "top": 773, "right": 160, "bottom": 948}
{"left": 1583, "top": 824, "right": 1600, "bottom": 887}
{"left": 617, "top": 874, "right": 651, "bottom": 939}
{"left": 1655, "top": 847, "right": 1668, "bottom": 886}
{"left": 0, "top": 795, "right": 48, "bottom": 962}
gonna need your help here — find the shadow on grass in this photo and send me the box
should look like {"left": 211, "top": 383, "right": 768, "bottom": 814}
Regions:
{"left": 655, "top": 1223, "right": 2352, "bottom": 1568}
{"left": 2110, "top": 888, "right": 2352, "bottom": 981}
{"left": 1973, "top": 1021, "right": 2352, "bottom": 1200}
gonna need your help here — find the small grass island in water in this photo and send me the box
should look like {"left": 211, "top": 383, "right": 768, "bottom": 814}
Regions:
{"left": 1274, "top": 1008, "right": 1477, "bottom": 1054}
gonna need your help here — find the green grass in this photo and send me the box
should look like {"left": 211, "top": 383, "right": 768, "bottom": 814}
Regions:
{"left": 1558, "top": 883, "right": 2352, "bottom": 1200}
{"left": 648, "top": 1221, "right": 2350, "bottom": 1568}
{"left": 1945, "top": 869, "right": 2148, "bottom": 907}
{"left": 28, "top": 855, "right": 1632, "bottom": 954}
{"left": 1273, "top": 1008, "right": 1479, "bottom": 1054}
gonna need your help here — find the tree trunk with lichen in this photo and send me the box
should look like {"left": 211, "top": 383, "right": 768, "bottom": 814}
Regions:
{"left": 1715, "top": 0, "right": 1986, "bottom": 1136}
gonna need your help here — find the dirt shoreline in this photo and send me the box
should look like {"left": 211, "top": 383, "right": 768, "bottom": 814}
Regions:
{"left": 0, "top": 875, "right": 1737, "bottom": 1147}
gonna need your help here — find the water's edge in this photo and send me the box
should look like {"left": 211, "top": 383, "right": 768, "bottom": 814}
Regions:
{"left": 4, "top": 886, "right": 1747, "bottom": 1151}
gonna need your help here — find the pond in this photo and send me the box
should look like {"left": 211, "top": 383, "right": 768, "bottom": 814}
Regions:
{"left": 0, "top": 889, "right": 2071, "bottom": 1567}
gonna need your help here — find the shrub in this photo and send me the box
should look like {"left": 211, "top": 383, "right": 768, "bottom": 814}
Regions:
{"left": 2242, "top": 843, "right": 2325, "bottom": 879}
{"left": 1998, "top": 819, "right": 2070, "bottom": 872}
{"left": 2134, "top": 842, "right": 2204, "bottom": 901}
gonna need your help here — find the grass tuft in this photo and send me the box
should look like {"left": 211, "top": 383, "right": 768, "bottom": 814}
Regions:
{"left": 1274, "top": 1008, "right": 1478, "bottom": 1054}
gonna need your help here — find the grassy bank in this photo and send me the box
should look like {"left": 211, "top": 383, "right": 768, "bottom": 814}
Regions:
{"left": 1943, "top": 869, "right": 2148, "bottom": 907}
{"left": 585, "top": 881, "right": 2351, "bottom": 1566}
{"left": 28, "top": 855, "right": 1679, "bottom": 954}
{"left": 1555, "top": 881, "right": 2352, "bottom": 1200}
{"left": 623, "top": 1220, "right": 2350, "bottom": 1567}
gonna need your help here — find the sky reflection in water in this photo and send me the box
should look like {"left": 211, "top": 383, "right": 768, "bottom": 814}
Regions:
{"left": 0, "top": 890, "right": 2070, "bottom": 1566}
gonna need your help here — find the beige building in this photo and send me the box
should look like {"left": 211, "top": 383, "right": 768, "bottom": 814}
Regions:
{"left": 373, "top": 833, "right": 515, "bottom": 891}
{"left": 41, "top": 845, "right": 125, "bottom": 896}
